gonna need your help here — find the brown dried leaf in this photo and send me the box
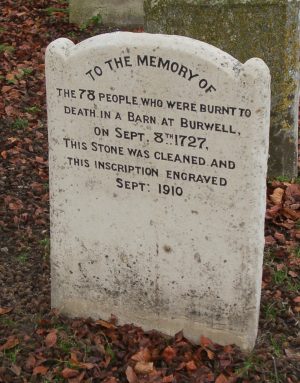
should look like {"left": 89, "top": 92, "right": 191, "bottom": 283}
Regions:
{"left": 45, "top": 330, "right": 57, "bottom": 348}
{"left": 162, "top": 346, "right": 176, "bottom": 364}
{"left": 68, "top": 371, "right": 85, "bottom": 383}
{"left": 10, "top": 364, "right": 21, "bottom": 376}
{"left": 200, "top": 336, "right": 213, "bottom": 348}
{"left": 215, "top": 373, "right": 228, "bottom": 383}
{"left": 186, "top": 360, "right": 197, "bottom": 371}
{"left": 0, "top": 336, "right": 19, "bottom": 351}
{"left": 270, "top": 187, "right": 284, "bottom": 205}
{"left": 61, "top": 368, "right": 79, "bottom": 379}
{"left": 25, "top": 354, "right": 36, "bottom": 370}
{"left": 94, "top": 319, "right": 116, "bottom": 329}
{"left": 125, "top": 366, "right": 138, "bottom": 383}
{"left": 0, "top": 307, "right": 13, "bottom": 315}
{"left": 131, "top": 347, "right": 152, "bottom": 362}
{"left": 134, "top": 361, "right": 154, "bottom": 375}
{"left": 288, "top": 270, "right": 298, "bottom": 278}
{"left": 293, "top": 296, "right": 300, "bottom": 303}
{"left": 162, "top": 375, "right": 174, "bottom": 383}
{"left": 206, "top": 349, "right": 215, "bottom": 360}
{"left": 33, "top": 365, "right": 48, "bottom": 376}
{"left": 284, "top": 348, "right": 300, "bottom": 360}
{"left": 1, "top": 151, "right": 7, "bottom": 159}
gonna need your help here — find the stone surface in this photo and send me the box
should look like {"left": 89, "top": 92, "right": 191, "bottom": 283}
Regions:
{"left": 46, "top": 32, "right": 270, "bottom": 351}
{"left": 69, "top": 0, "right": 144, "bottom": 26}
{"left": 145, "top": 0, "right": 300, "bottom": 177}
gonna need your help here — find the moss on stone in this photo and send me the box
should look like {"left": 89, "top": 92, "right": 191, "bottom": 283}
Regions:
{"left": 145, "top": 0, "right": 300, "bottom": 177}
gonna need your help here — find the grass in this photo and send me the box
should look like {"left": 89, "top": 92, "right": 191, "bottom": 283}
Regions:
{"left": 293, "top": 246, "right": 300, "bottom": 258}
{"left": 12, "top": 118, "right": 28, "bottom": 130}
{"left": 272, "top": 268, "right": 288, "bottom": 285}
{"left": 79, "top": 13, "right": 102, "bottom": 31}
{"left": 21, "top": 68, "right": 33, "bottom": 76}
{"left": 273, "top": 176, "right": 300, "bottom": 184}
{"left": 270, "top": 336, "right": 284, "bottom": 357}
{"left": 17, "top": 252, "right": 28, "bottom": 263}
{"left": 25, "top": 105, "right": 41, "bottom": 114}
{"left": 263, "top": 302, "right": 278, "bottom": 322}
{"left": 0, "top": 316, "right": 15, "bottom": 328}
{"left": 43, "top": 7, "right": 69, "bottom": 15}
{"left": 3, "top": 347, "right": 19, "bottom": 364}
{"left": 235, "top": 353, "right": 260, "bottom": 378}
{"left": 0, "top": 44, "right": 14, "bottom": 54}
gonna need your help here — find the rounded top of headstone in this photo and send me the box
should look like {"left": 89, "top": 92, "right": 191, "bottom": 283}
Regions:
{"left": 46, "top": 32, "right": 270, "bottom": 82}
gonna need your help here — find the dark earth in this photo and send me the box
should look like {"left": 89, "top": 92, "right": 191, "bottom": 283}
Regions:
{"left": 0, "top": 1, "right": 300, "bottom": 382}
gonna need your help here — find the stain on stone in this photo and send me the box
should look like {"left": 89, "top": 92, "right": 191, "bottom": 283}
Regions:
{"left": 163, "top": 245, "right": 172, "bottom": 253}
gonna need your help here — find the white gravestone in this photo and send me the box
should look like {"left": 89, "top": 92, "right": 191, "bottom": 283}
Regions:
{"left": 46, "top": 32, "right": 270, "bottom": 351}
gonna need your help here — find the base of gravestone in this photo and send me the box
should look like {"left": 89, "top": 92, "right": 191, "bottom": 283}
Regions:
{"left": 144, "top": 0, "right": 300, "bottom": 178}
{"left": 69, "top": 0, "right": 144, "bottom": 27}
{"left": 51, "top": 295, "right": 257, "bottom": 351}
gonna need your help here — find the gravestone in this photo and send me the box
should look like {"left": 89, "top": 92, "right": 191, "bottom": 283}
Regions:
{"left": 145, "top": 0, "right": 300, "bottom": 178}
{"left": 46, "top": 32, "right": 270, "bottom": 351}
{"left": 69, "top": 0, "right": 144, "bottom": 26}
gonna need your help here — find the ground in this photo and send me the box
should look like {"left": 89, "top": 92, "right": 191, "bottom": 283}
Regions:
{"left": 0, "top": 1, "right": 300, "bottom": 382}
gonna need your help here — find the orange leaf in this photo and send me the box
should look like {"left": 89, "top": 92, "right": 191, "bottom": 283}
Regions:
{"left": 162, "top": 346, "right": 176, "bottom": 364}
{"left": 35, "top": 156, "right": 44, "bottom": 163}
{"left": 45, "top": 331, "right": 57, "bottom": 348}
{"left": 163, "top": 375, "right": 174, "bottom": 383}
{"left": 270, "top": 187, "right": 284, "bottom": 205}
{"left": 25, "top": 354, "right": 36, "bottom": 370}
{"left": 94, "top": 319, "right": 116, "bottom": 329}
{"left": 0, "top": 307, "right": 13, "bottom": 315}
{"left": 215, "top": 373, "right": 228, "bottom": 383}
{"left": 206, "top": 349, "right": 215, "bottom": 360}
{"left": 68, "top": 371, "right": 85, "bottom": 383}
{"left": 293, "top": 296, "right": 300, "bottom": 303}
{"left": 131, "top": 348, "right": 152, "bottom": 362}
{"left": 186, "top": 360, "right": 197, "bottom": 371}
{"left": 134, "top": 361, "right": 154, "bottom": 375}
{"left": 33, "top": 365, "right": 48, "bottom": 376}
{"left": 200, "top": 336, "right": 213, "bottom": 348}
{"left": 1, "top": 151, "right": 7, "bottom": 159}
{"left": 61, "top": 368, "right": 79, "bottom": 379}
{"left": 125, "top": 366, "right": 138, "bottom": 383}
{"left": 77, "top": 362, "right": 94, "bottom": 370}
{"left": 288, "top": 271, "right": 298, "bottom": 278}
{"left": 0, "top": 336, "right": 19, "bottom": 351}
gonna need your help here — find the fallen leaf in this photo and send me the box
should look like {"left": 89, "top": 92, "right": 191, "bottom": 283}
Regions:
{"left": 288, "top": 270, "right": 298, "bottom": 278}
{"left": 200, "top": 336, "right": 213, "bottom": 348}
{"left": 206, "top": 349, "right": 215, "bottom": 360}
{"left": 285, "top": 348, "right": 300, "bottom": 360}
{"left": 134, "top": 361, "right": 154, "bottom": 375}
{"left": 33, "top": 365, "right": 48, "bottom": 376}
{"left": 1, "top": 151, "right": 7, "bottom": 159}
{"left": 270, "top": 187, "right": 284, "bottom": 205}
{"left": 68, "top": 371, "right": 85, "bottom": 383}
{"left": 25, "top": 354, "right": 36, "bottom": 370}
{"left": 61, "top": 368, "right": 79, "bottom": 379}
{"left": 10, "top": 364, "right": 21, "bottom": 376}
{"left": 293, "top": 296, "right": 300, "bottom": 303}
{"left": 162, "top": 346, "right": 176, "bottom": 364}
{"left": 0, "top": 307, "right": 13, "bottom": 315}
{"left": 163, "top": 375, "right": 174, "bottom": 383}
{"left": 131, "top": 347, "right": 152, "bottom": 362}
{"left": 94, "top": 319, "right": 116, "bottom": 329}
{"left": 45, "top": 330, "right": 57, "bottom": 348}
{"left": 0, "top": 336, "right": 19, "bottom": 351}
{"left": 215, "top": 373, "right": 228, "bottom": 383}
{"left": 186, "top": 360, "right": 197, "bottom": 371}
{"left": 125, "top": 366, "right": 138, "bottom": 383}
